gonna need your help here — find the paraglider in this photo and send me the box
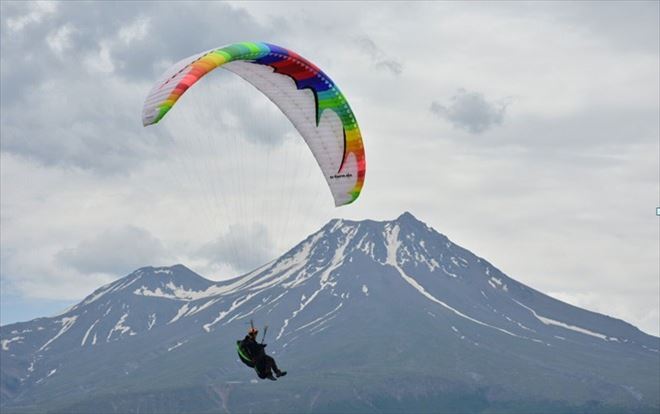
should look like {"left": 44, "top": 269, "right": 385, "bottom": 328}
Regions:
{"left": 236, "top": 321, "right": 287, "bottom": 381}
{"left": 142, "top": 41, "right": 365, "bottom": 206}
{"left": 142, "top": 42, "right": 366, "bottom": 380}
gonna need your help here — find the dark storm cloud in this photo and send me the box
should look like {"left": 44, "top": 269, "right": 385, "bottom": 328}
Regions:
{"left": 0, "top": 1, "right": 278, "bottom": 172}
{"left": 431, "top": 89, "right": 509, "bottom": 134}
{"left": 355, "top": 35, "right": 403, "bottom": 76}
{"left": 56, "top": 225, "right": 168, "bottom": 276}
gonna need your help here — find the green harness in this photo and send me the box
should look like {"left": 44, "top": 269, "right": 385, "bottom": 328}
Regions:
{"left": 236, "top": 340, "right": 256, "bottom": 369}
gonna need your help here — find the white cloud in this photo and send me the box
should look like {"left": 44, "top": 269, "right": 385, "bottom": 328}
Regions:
{"left": 84, "top": 41, "right": 115, "bottom": 74}
{"left": 118, "top": 17, "right": 150, "bottom": 45}
{"left": 5, "top": 1, "right": 57, "bottom": 32}
{"left": 47, "top": 24, "right": 74, "bottom": 57}
{"left": 197, "top": 223, "right": 276, "bottom": 275}
{"left": 56, "top": 225, "right": 169, "bottom": 275}
{"left": 1, "top": 247, "right": 113, "bottom": 302}
{"left": 83, "top": 17, "right": 151, "bottom": 73}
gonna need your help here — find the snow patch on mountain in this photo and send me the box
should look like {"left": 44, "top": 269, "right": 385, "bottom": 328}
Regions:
{"left": 106, "top": 313, "right": 134, "bottom": 341}
{"left": 111, "top": 275, "right": 143, "bottom": 293}
{"left": 642, "top": 345, "right": 659, "bottom": 353}
{"left": 513, "top": 299, "right": 615, "bottom": 341}
{"left": 188, "top": 299, "right": 221, "bottom": 317}
{"left": 133, "top": 283, "right": 205, "bottom": 301}
{"left": 81, "top": 285, "right": 114, "bottom": 307}
{"left": 1, "top": 336, "right": 23, "bottom": 351}
{"left": 39, "top": 316, "right": 77, "bottom": 351}
{"left": 441, "top": 265, "right": 458, "bottom": 278}
{"left": 81, "top": 320, "right": 100, "bottom": 346}
{"left": 489, "top": 276, "right": 508, "bottom": 291}
{"left": 168, "top": 340, "right": 188, "bottom": 352}
{"left": 147, "top": 313, "right": 157, "bottom": 330}
{"left": 9, "top": 328, "right": 32, "bottom": 335}
{"left": 169, "top": 304, "right": 192, "bottom": 324}
{"left": 203, "top": 293, "right": 259, "bottom": 332}
{"left": 295, "top": 302, "right": 343, "bottom": 333}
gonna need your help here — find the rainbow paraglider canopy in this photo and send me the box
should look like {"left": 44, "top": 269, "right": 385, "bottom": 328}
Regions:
{"left": 142, "top": 42, "right": 365, "bottom": 206}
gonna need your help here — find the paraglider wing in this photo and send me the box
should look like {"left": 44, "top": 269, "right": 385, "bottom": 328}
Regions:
{"left": 142, "top": 42, "right": 365, "bottom": 206}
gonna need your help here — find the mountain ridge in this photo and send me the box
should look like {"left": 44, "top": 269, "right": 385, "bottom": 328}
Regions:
{"left": 1, "top": 212, "right": 658, "bottom": 413}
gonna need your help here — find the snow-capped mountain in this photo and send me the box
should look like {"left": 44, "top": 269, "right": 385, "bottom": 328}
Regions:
{"left": 2, "top": 213, "right": 658, "bottom": 413}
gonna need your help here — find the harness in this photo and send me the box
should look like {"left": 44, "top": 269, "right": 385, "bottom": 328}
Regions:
{"left": 236, "top": 340, "right": 256, "bottom": 368}
{"left": 237, "top": 324, "right": 270, "bottom": 376}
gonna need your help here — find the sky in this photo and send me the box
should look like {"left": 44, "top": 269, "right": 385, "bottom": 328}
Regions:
{"left": 1, "top": 1, "right": 658, "bottom": 336}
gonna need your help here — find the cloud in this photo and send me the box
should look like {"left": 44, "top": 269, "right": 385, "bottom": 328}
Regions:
{"left": 166, "top": 74, "right": 294, "bottom": 148}
{"left": 1, "top": 2, "right": 272, "bottom": 91}
{"left": 355, "top": 35, "right": 403, "bottom": 76}
{"left": 430, "top": 89, "right": 509, "bottom": 134}
{"left": 4, "top": 0, "right": 57, "bottom": 32}
{"left": 46, "top": 24, "right": 75, "bottom": 57}
{"left": 549, "top": 2, "right": 659, "bottom": 54}
{"left": 0, "top": 75, "right": 169, "bottom": 174}
{"left": 56, "top": 225, "right": 168, "bottom": 276}
{"left": 118, "top": 16, "right": 150, "bottom": 45}
{"left": 0, "top": 228, "right": 117, "bottom": 302}
{"left": 197, "top": 223, "right": 276, "bottom": 274}
{"left": 0, "top": 1, "right": 275, "bottom": 173}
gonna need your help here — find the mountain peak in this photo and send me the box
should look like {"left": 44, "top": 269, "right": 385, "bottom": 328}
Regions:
{"left": 128, "top": 264, "right": 212, "bottom": 291}
{"left": 72, "top": 265, "right": 214, "bottom": 310}
{"left": 396, "top": 211, "right": 416, "bottom": 221}
{"left": 393, "top": 211, "right": 428, "bottom": 229}
{"left": 134, "top": 264, "right": 193, "bottom": 277}
{"left": 324, "top": 211, "right": 427, "bottom": 232}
